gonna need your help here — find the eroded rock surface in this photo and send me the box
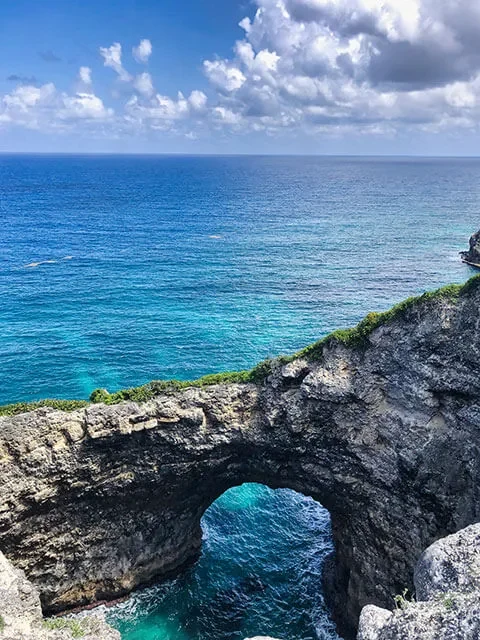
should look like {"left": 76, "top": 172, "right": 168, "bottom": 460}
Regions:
{"left": 0, "top": 551, "right": 119, "bottom": 640}
{"left": 357, "top": 524, "right": 480, "bottom": 640}
{"left": 460, "top": 229, "right": 480, "bottom": 265}
{"left": 1, "top": 282, "right": 480, "bottom": 638}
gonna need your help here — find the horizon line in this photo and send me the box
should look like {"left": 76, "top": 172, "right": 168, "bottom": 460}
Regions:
{"left": 1, "top": 151, "right": 480, "bottom": 159}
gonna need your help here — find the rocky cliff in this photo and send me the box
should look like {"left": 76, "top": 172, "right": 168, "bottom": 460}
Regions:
{"left": 460, "top": 229, "right": 480, "bottom": 265}
{"left": 0, "top": 550, "right": 119, "bottom": 640}
{"left": 358, "top": 524, "right": 480, "bottom": 639}
{"left": 1, "top": 277, "right": 480, "bottom": 638}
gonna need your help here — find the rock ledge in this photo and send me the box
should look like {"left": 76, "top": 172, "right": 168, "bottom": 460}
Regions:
{"left": 0, "top": 551, "right": 119, "bottom": 640}
{"left": 358, "top": 524, "right": 480, "bottom": 640}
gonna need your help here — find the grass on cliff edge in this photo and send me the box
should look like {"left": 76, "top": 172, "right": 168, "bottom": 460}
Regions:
{"left": 1, "top": 274, "right": 479, "bottom": 417}
{"left": 42, "top": 617, "right": 87, "bottom": 638}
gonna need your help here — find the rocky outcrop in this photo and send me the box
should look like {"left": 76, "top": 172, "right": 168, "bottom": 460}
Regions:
{"left": 357, "top": 524, "right": 480, "bottom": 639}
{"left": 460, "top": 229, "right": 480, "bottom": 265}
{"left": 0, "top": 550, "right": 119, "bottom": 640}
{"left": 2, "top": 279, "right": 480, "bottom": 638}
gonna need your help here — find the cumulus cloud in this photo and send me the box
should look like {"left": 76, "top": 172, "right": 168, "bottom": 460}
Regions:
{"left": 3, "top": 3, "right": 480, "bottom": 142}
{"left": 194, "top": 0, "right": 480, "bottom": 136}
{"left": 125, "top": 90, "right": 208, "bottom": 132}
{"left": 204, "top": 60, "right": 246, "bottom": 92}
{"left": 188, "top": 90, "right": 208, "bottom": 111}
{"left": 100, "top": 42, "right": 131, "bottom": 81}
{"left": 134, "top": 72, "right": 154, "bottom": 97}
{"left": 59, "top": 93, "right": 113, "bottom": 120}
{"left": 78, "top": 66, "right": 92, "bottom": 86}
{"left": 133, "top": 39, "right": 152, "bottom": 63}
{"left": 0, "top": 82, "right": 113, "bottom": 130}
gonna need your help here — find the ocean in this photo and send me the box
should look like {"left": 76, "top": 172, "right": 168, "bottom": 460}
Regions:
{"left": 1, "top": 154, "right": 479, "bottom": 640}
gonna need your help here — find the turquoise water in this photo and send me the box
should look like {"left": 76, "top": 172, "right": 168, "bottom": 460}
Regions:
{"left": 107, "top": 484, "right": 337, "bottom": 640}
{"left": 2, "top": 155, "right": 480, "bottom": 640}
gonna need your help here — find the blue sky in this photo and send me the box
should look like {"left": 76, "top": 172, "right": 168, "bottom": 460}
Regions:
{"left": 1, "top": 0, "right": 480, "bottom": 154}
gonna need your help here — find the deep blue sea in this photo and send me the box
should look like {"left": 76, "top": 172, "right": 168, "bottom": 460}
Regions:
{"left": 1, "top": 154, "right": 479, "bottom": 640}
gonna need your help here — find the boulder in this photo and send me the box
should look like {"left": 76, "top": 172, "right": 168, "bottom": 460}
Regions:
{"left": 357, "top": 524, "right": 480, "bottom": 640}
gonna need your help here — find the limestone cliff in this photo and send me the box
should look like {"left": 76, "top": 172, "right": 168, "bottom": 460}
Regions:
{"left": 460, "top": 229, "right": 480, "bottom": 266}
{"left": 1, "top": 278, "right": 480, "bottom": 638}
{"left": 358, "top": 524, "right": 480, "bottom": 639}
{"left": 0, "top": 550, "right": 119, "bottom": 640}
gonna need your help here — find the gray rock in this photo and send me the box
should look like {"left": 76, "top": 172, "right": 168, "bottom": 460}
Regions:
{"left": 460, "top": 229, "right": 480, "bottom": 265}
{"left": 357, "top": 524, "right": 480, "bottom": 640}
{"left": 0, "top": 551, "right": 119, "bottom": 640}
{"left": 2, "top": 280, "right": 480, "bottom": 637}
{"left": 415, "top": 523, "right": 480, "bottom": 601}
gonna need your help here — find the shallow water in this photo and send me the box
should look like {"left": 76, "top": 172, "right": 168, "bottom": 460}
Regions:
{"left": 2, "top": 155, "right": 480, "bottom": 640}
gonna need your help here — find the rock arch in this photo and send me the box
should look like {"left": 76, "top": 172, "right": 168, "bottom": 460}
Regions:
{"left": 1, "top": 280, "right": 480, "bottom": 638}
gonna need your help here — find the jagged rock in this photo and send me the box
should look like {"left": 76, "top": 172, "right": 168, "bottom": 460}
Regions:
{"left": 460, "top": 229, "right": 480, "bottom": 265}
{"left": 0, "top": 550, "right": 119, "bottom": 640}
{"left": 357, "top": 524, "right": 480, "bottom": 639}
{"left": 2, "top": 280, "right": 480, "bottom": 638}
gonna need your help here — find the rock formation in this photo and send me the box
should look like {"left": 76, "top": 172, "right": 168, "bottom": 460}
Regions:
{"left": 460, "top": 229, "right": 480, "bottom": 265}
{"left": 0, "top": 550, "right": 119, "bottom": 640}
{"left": 1, "top": 278, "right": 480, "bottom": 638}
{"left": 358, "top": 524, "right": 480, "bottom": 639}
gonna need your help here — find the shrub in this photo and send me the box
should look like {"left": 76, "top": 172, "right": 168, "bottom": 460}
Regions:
{"left": 0, "top": 399, "right": 88, "bottom": 418}
{"left": 394, "top": 588, "right": 415, "bottom": 610}
{"left": 42, "top": 617, "right": 85, "bottom": 638}
{"left": 0, "top": 614, "right": 5, "bottom": 632}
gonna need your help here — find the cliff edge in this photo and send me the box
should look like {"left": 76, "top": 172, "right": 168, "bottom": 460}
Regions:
{"left": 1, "top": 277, "right": 480, "bottom": 637}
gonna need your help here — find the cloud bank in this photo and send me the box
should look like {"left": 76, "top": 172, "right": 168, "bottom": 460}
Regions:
{"left": 1, "top": 0, "right": 480, "bottom": 144}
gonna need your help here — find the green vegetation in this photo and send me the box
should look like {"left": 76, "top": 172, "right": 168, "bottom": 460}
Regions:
{"left": 394, "top": 588, "right": 415, "bottom": 610}
{"left": 1, "top": 274, "right": 479, "bottom": 416}
{"left": 286, "top": 279, "right": 472, "bottom": 362}
{"left": 0, "top": 399, "right": 88, "bottom": 418}
{"left": 42, "top": 617, "right": 86, "bottom": 638}
{"left": 87, "top": 360, "right": 274, "bottom": 405}
{"left": 0, "top": 614, "right": 5, "bottom": 632}
{"left": 442, "top": 594, "right": 455, "bottom": 611}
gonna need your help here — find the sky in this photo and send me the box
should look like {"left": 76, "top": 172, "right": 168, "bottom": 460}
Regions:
{"left": 1, "top": 0, "right": 480, "bottom": 154}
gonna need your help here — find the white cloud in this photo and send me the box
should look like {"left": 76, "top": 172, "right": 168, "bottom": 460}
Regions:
{"left": 193, "top": 0, "right": 480, "bottom": 136}
{"left": 213, "top": 106, "right": 243, "bottom": 126}
{"left": 100, "top": 42, "right": 131, "bottom": 81}
{"left": 3, "top": 3, "right": 480, "bottom": 144}
{"left": 134, "top": 72, "right": 154, "bottom": 97}
{"left": 3, "top": 83, "right": 56, "bottom": 111}
{"left": 203, "top": 60, "right": 246, "bottom": 92}
{"left": 133, "top": 39, "right": 152, "bottom": 63}
{"left": 0, "top": 82, "right": 113, "bottom": 130}
{"left": 125, "top": 89, "right": 210, "bottom": 129}
{"left": 188, "top": 90, "right": 208, "bottom": 111}
{"left": 79, "top": 66, "right": 92, "bottom": 86}
{"left": 59, "top": 93, "right": 113, "bottom": 120}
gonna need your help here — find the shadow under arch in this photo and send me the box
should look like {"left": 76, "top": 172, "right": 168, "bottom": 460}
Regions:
{"left": 107, "top": 482, "right": 341, "bottom": 640}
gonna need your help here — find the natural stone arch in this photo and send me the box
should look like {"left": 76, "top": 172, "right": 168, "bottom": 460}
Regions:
{"left": 1, "top": 279, "right": 480, "bottom": 638}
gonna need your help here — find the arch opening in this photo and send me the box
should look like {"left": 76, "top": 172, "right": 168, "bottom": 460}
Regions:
{"left": 106, "top": 483, "right": 341, "bottom": 640}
